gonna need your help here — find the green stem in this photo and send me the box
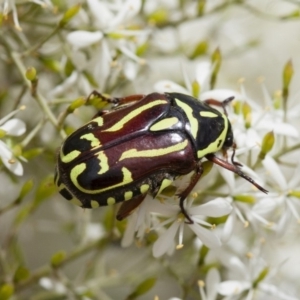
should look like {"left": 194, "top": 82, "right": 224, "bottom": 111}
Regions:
{"left": 15, "top": 237, "right": 109, "bottom": 292}
{"left": 11, "top": 52, "right": 67, "bottom": 139}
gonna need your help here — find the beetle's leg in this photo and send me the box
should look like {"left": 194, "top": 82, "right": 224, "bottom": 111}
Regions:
{"left": 116, "top": 194, "right": 147, "bottom": 221}
{"left": 230, "top": 142, "right": 243, "bottom": 167}
{"left": 87, "top": 90, "right": 145, "bottom": 107}
{"left": 205, "top": 153, "right": 268, "bottom": 194}
{"left": 204, "top": 96, "right": 234, "bottom": 115}
{"left": 177, "top": 163, "right": 204, "bottom": 224}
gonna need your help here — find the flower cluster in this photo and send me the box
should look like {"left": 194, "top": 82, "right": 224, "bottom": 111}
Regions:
{"left": 1, "top": 1, "right": 300, "bottom": 299}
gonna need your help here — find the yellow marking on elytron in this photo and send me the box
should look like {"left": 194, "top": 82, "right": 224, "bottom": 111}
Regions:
{"left": 70, "top": 163, "right": 133, "bottom": 194}
{"left": 197, "top": 113, "right": 228, "bottom": 158}
{"left": 81, "top": 133, "right": 101, "bottom": 148}
{"left": 199, "top": 111, "right": 218, "bottom": 118}
{"left": 107, "top": 197, "right": 116, "bottom": 205}
{"left": 157, "top": 179, "right": 173, "bottom": 195}
{"left": 58, "top": 183, "right": 68, "bottom": 192}
{"left": 124, "top": 191, "right": 133, "bottom": 201}
{"left": 60, "top": 148, "right": 81, "bottom": 163}
{"left": 150, "top": 117, "right": 179, "bottom": 131}
{"left": 175, "top": 99, "right": 198, "bottom": 139}
{"left": 97, "top": 151, "right": 109, "bottom": 175}
{"left": 91, "top": 200, "right": 100, "bottom": 208}
{"left": 92, "top": 116, "right": 104, "bottom": 126}
{"left": 103, "top": 99, "right": 167, "bottom": 132}
{"left": 140, "top": 184, "right": 150, "bottom": 194}
{"left": 70, "top": 197, "right": 82, "bottom": 207}
{"left": 119, "top": 140, "right": 188, "bottom": 161}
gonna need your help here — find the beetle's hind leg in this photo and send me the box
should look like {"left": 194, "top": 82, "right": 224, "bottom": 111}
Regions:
{"left": 177, "top": 163, "right": 204, "bottom": 224}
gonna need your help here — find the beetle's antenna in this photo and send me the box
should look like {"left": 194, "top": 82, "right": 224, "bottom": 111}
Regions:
{"left": 205, "top": 153, "right": 268, "bottom": 194}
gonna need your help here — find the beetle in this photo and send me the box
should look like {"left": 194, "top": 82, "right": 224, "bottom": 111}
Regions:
{"left": 55, "top": 92, "right": 267, "bottom": 223}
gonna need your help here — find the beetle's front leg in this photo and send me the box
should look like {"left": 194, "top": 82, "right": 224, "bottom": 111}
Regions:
{"left": 87, "top": 90, "right": 146, "bottom": 107}
{"left": 206, "top": 153, "right": 268, "bottom": 194}
{"left": 178, "top": 163, "right": 203, "bottom": 224}
{"left": 204, "top": 96, "right": 234, "bottom": 115}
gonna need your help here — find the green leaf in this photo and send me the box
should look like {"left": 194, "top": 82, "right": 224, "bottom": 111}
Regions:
{"left": 259, "top": 131, "right": 275, "bottom": 160}
{"left": 13, "top": 266, "right": 30, "bottom": 283}
{"left": 234, "top": 194, "right": 256, "bottom": 204}
{"left": 0, "top": 284, "right": 14, "bottom": 300}
{"left": 59, "top": 4, "right": 81, "bottom": 26}
{"left": 51, "top": 251, "right": 66, "bottom": 267}
{"left": 282, "top": 60, "right": 293, "bottom": 100}
{"left": 242, "top": 102, "right": 252, "bottom": 129}
{"left": 192, "top": 80, "right": 200, "bottom": 98}
{"left": 34, "top": 175, "right": 56, "bottom": 207}
{"left": 253, "top": 267, "right": 269, "bottom": 288}
{"left": 64, "top": 59, "right": 75, "bottom": 77}
{"left": 18, "top": 179, "right": 34, "bottom": 202}
{"left": 288, "top": 190, "right": 300, "bottom": 198}
{"left": 127, "top": 277, "right": 157, "bottom": 299}
{"left": 210, "top": 47, "right": 222, "bottom": 89}
{"left": 25, "top": 67, "right": 37, "bottom": 81}
{"left": 136, "top": 42, "right": 149, "bottom": 57}
{"left": 22, "top": 148, "right": 44, "bottom": 160}
{"left": 148, "top": 9, "right": 168, "bottom": 25}
{"left": 197, "top": 0, "right": 206, "bottom": 15}
{"left": 190, "top": 41, "right": 208, "bottom": 59}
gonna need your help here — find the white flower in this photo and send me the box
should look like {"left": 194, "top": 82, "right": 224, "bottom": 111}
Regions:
{"left": 63, "top": 0, "right": 148, "bottom": 91}
{"left": 2, "top": 0, "right": 52, "bottom": 31}
{"left": 232, "top": 81, "right": 298, "bottom": 151}
{"left": 151, "top": 198, "right": 232, "bottom": 257}
{"left": 198, "top": 268, "right": 221, "bottom": 300}
{"left": 0, "top": 108, "right": 26, "bottom": 176}
{"left": 218, "top": 255, "right": 297, "bottom": 300}
{"left": 262, "top": 158, "right": 300, "bottom": 234}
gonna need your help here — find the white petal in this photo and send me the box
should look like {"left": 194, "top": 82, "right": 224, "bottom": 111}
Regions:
{"left": 252, "top": 198, "right": 277, "bottom": 215}
{"left": 195, "top": 61, "right": 212, "bottom": 89}
{"left": 49, "top": 71, "right": 78, "bottom": 97}
{"left": 94, "top": 40, "right": 112, "bottom": 89}
{"left": 191, "top": 198, "right": 232, "bottom": 217}
{"left": 218, "top": 166, "right": 235, "bottom": 192}
{"left": 152, "top": 221, "right": 179, "bottom": 257}
{"left": 200, "top": 89, "right": 241, "bottom": 102}
{"left": 260, "top": 122, "right": 298, "bottom": 137}
{"left": 87, "top": 0, "right": 113, "bottom": 28}
{"left": 259, "top": 282, "right": 299, "bottom": 300}
{"left": 262, "top": 155, "right": 287, "bottom": 191}
{"left": 221, "top": 210, "right": 236, "bottom": 243}
{"left": 228, "top": 257, "right": 247, "bottom": 277}
{"left": 154, "top": 80, "right": 189, "bottom": 94}
{"left": 0, "top": 140, "right": 23, "bottom": 176}
{"left": 123, "top": 60, "right": 138, "bottom": 80}
{"left": 218, "top": 280, "right": 251, "bottom": 296}
{"left": 188, "top": 223, "right": 221, "bottom": 248}
{"left": 110, "top": 0, "right": 141, "bottom": 28}
{"left": 206, "top": 268, "right": 220, "bottom": 300}
{"left": 1, "top": 119, "right": 26, "bottom": 136}
{"left": 67, "top": 31, "right": 103, "bottom": 49}
{"left": 121, "top": 212, "right": 138, "bottom": 247}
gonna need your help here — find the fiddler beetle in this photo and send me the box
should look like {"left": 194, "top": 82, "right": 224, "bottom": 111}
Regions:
{"left": 55, "top": 92, "right": 268, "bottom": 223}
